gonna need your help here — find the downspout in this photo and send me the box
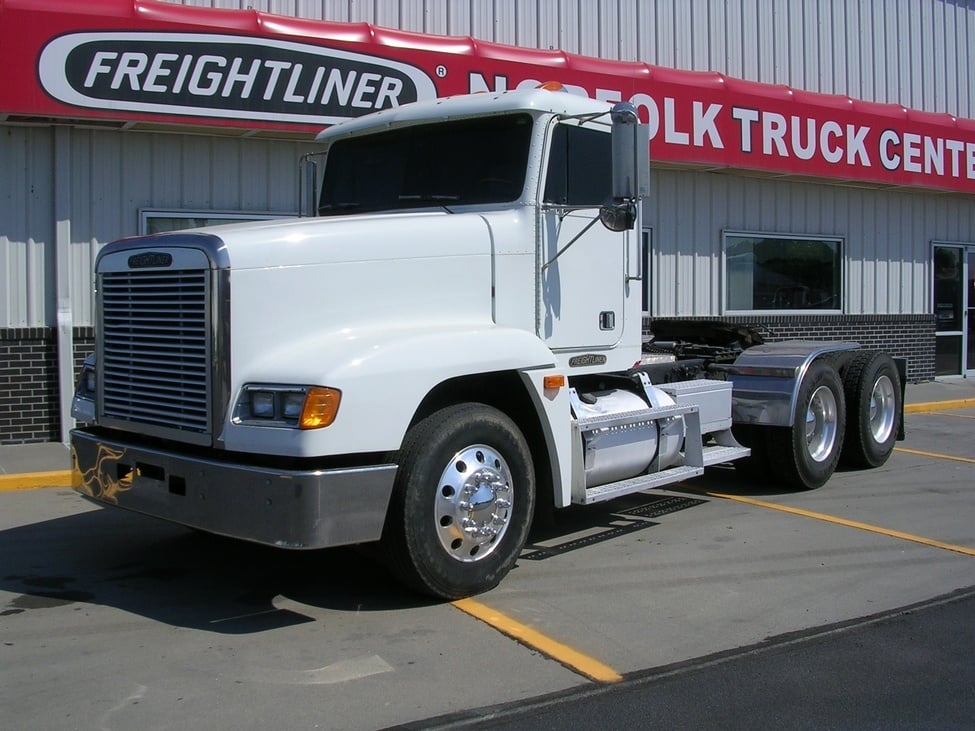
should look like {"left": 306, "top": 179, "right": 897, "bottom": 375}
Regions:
{"left": 54, "top": 126, "right": 74, "bottom": 445}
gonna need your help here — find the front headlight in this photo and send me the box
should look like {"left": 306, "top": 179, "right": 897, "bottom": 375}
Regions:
{"left": 75, "top": 354, "right": 96, "bottom": 401}
{"left": 71, "top": 354, "right": 97, "bottom": 423}
{"left": 234, "top": 384, "right": 341, "bottom": 429}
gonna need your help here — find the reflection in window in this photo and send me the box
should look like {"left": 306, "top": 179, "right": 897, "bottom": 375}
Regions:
{"left": 319, "top": 114, "right": 533, "bottom": 215}
{"left": 725, "top": 233, "right": 842, "bottom": 312}
{"left": 142, "top": 212, "right": 281, "bottom": 235}
{"left": 933, "top": 245, "right": 963, "bottom": 332}
{"left": 543, "top": 123, "right": 612, "bottom": 207}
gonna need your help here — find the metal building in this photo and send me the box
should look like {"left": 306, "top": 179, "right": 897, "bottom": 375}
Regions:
{"left": 1, "top": 0, "right": 974, "bottom": 445}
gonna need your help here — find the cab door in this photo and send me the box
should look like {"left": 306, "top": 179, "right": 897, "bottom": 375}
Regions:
{"left": 538, "top": 121, "right": 627, "bottom": 351}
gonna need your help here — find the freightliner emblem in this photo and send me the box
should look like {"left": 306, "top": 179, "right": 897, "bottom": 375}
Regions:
{"left": 569, "top": 354, "right": 608, "bottom": 367}
{"left": 39, "top": 32, "right": 437, "bottom": 126}
{"left": 128, "top": 252, "right": 173, "bottom": 269}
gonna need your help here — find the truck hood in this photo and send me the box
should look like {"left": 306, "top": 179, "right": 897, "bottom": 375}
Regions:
{"left": 170, "top": 210, "right": 493, "bottom": 270}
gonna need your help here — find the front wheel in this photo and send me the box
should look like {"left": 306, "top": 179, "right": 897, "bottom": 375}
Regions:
{"left": 381, "top": 404, "right": 535, "bottom": 599}
{"left": 767, "top": 360, "right": 846, "bottom": 490}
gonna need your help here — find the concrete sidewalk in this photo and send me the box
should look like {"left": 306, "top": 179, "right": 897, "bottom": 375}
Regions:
{"left": 1, "top": 377, "right": 973, "bottom": 488}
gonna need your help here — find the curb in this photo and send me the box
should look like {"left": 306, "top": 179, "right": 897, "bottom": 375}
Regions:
{"left": 904, "top": 398, "right": 975, "bottom": 414}
{"left": 0, "top": 470, "right": 74, "bottom": 492}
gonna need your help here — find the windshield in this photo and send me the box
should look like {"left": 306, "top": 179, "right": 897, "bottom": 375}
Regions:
{"left": 318, "top": 113, "right": 534, "bottom": 216}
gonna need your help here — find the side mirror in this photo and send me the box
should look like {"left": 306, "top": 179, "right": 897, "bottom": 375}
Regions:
{"left": 599, "top": 200, "right": 637, "bottom": 232}
{"left": 610, "top": 102, "right": 650, "bottom": 203}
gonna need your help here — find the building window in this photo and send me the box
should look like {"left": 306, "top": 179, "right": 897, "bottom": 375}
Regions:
{"left": 140, "top": 210, "right": 285, "bottom": 235}
{"left": 723, "top": 232, "right": 843, "bottom": 313}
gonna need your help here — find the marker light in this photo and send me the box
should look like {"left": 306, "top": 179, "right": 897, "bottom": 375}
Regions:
{"left": 300, "top": 387, "right": 342, "bottom": 429}
{"left": 543, "top": 375, "right": 566, "bottom": 390}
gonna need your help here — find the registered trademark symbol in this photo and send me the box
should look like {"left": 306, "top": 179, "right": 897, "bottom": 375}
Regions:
{"left": 435, "top": 65, "right": 447, "bottom": 78}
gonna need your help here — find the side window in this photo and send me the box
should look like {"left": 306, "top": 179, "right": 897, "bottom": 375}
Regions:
{"left": 543, "top": 124, "right": 611, "bottom": 206}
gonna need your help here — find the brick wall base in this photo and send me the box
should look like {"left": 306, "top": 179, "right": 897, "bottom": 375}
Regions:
{"left": 645, "top": 314, "right": 936, "bottom": 383}
{"left": 1, "top": 317, "right": 937, "bottom": 445}
{"left": 0, "top": 327, "right": 94, "bottom": 445}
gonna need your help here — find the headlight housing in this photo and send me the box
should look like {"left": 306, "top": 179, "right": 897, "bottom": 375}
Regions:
{"left": 233, "top": 385, "right": 341, "bottom": 429}
{"left": 70, "top": 354, "right": 97, "bottom": 423}
{"left": 74, "top": 354, "right": 96, "bottom": 402}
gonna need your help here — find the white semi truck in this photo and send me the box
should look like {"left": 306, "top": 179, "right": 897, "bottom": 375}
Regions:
{"left": 71, "top": 87, "right": 905, "bottom": 598}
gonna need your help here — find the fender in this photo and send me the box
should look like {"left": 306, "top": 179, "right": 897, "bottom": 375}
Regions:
{"left": 727, "top": 340, "right": 860, "bottom": 426}
{"left": 221, "top": 323, "right": 558, "bottom": 456}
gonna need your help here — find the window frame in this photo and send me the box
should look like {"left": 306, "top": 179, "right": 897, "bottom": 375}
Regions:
{"left": 541, "top": 120, "right": 613, "bottom": 209}
{"left": 721, "top": 230, "right": 845, "bottom": 315}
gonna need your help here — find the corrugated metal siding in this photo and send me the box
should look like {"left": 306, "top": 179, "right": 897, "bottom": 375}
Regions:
{"left": 644, "top": 168, "right": 975, "bottom": 318}
{"left": 171, "top": 0, "right": 975, "bottom": 118}
{"left": 0, "top": 128, "right": 310, "bottom": 328}
{"left": 1, "top": 127, "right": 54, "bottom": 328}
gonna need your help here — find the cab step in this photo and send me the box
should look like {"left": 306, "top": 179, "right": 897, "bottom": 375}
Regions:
{"left": 701, "top": 443, "right": 751, "bottom": 466}
{"left": 577, "top": 464, "right": 704, "bottom": 504}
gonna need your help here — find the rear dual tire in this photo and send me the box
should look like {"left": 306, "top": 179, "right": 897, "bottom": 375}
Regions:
{"left": 766, "top": 360, "right": 846, "bottom": 490}
{"left": 839, "top": 351, "right": 901, "bottom": 469}
{"left": 735, "top": 351, "right": 901, "bottom": 490}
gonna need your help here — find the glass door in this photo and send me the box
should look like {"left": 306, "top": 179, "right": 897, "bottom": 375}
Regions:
{"left": 968, "top": 250, "right": 975, "bottom": 376}
{"left": 933, "top": 245, "right": 964, "bottom": 376}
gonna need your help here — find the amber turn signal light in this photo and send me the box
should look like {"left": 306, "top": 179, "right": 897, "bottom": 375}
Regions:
{"left": 543, "top": 375, "right": 566, "bottom": 390}
{"left": 300, "top": 387, "right": 342, "bottom": 429}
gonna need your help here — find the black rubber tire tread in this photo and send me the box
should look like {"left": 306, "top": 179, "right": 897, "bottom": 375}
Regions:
{"left": 381, "top": 403, "right": 535, "bottom": 600}
{"left": 766, "top": 360, "right": 846, "bottom": 490}
{"left": 732, "top": 424, "right": 772, "bottom": 483}
{"left": 840, "top": 350, "right": 902, "bottom": 469}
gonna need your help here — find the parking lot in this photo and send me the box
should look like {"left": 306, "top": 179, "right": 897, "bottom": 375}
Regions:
{"left": 2, "top": 393, "right": 974, "bottom": 730}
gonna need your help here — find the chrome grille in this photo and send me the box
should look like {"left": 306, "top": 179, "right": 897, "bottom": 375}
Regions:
{"left": 100, "top": 269, "right": 211, "bottom": 435}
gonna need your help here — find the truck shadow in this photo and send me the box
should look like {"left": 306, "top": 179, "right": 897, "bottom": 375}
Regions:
{"left": 1, "top": 491, "right": 715, "bottom": 633}
{"left": 9, "top": 465, "right": 857, "bottom": 632}
{"left": 0, "top": 502, "right": 435, "bottom": 634}
{"left": 693, "top": 462, "right": 879, "bottom": 497}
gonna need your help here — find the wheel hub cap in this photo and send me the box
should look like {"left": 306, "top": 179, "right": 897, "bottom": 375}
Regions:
{"left": 435, "top": 445, "right": 513, "bottom": 562}
{"left": 869, "top": 375, "right": 896, "bottom": 443}
{"left": 804, "top": 385, "right": 838, "bottom": 462}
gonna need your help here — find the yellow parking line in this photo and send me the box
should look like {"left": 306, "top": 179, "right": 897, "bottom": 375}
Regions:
{"left": 0, "top": 470, "right": 73, "bottom": 492}
{"left": 452, "top": 597, "right": 623, "bottom": 683}
{"left": 904, "top": 398, "right": 975, "bottom": 414}
{"left": 691, "top": 489, "right": 975, "bottom": 558}
{"left": 893, "top": 446, "right": 975, "bottom": 465}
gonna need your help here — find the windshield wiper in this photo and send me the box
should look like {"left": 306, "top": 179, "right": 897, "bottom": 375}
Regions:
{"left": 318, "top": 202, "right": 361, "bottom": 212}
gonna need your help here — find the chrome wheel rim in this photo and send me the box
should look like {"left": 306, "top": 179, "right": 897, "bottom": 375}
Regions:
{"left": 805, "top": 385, "right": 839, "bottom": 462}
{"left": 869, "top": 375, "right": 897, "bottom": 444}
{"left": 435, "top": 444, "right": 513, "bottom": 562}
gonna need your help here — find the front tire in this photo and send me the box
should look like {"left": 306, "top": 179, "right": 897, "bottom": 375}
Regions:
{"left": 767, "top": 360, "right": 846, "bottom": 489}
{"left": 381, "top": 404, "right": 535, "bottom": 599}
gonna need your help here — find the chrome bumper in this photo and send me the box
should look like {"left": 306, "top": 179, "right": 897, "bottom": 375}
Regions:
{"left": 70, "top": 428, "right": 397, "bottom": 549}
